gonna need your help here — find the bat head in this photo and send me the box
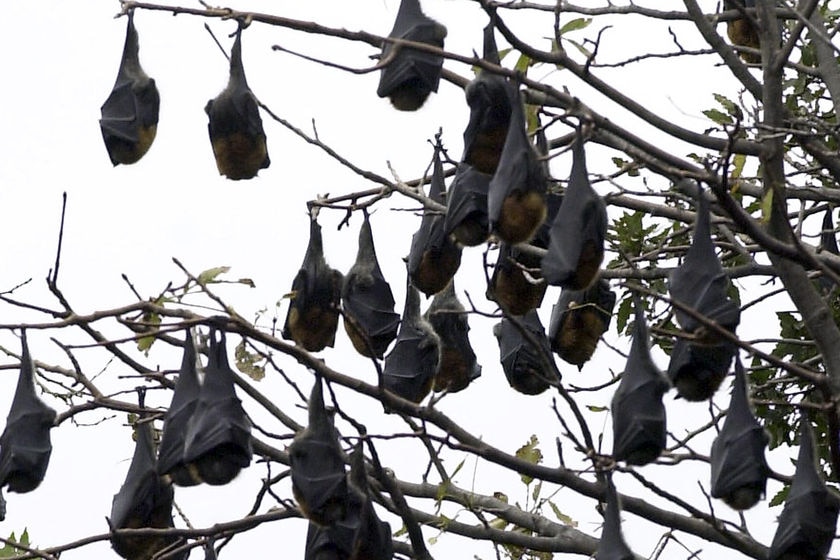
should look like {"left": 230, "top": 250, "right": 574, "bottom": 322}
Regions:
{"left": 595, "top": 476, "right": 635, "bottom": 559}
{"left": 425, "top": 281, "right": 481, "bottom": 393}
{"left": 493, "top": 310, "right": 558, "bottom": 395}
{"left": 444, "top": 163, "right": 491, "bottom": 247}
{"left": 667, "top": 337, "right": 733, "bottom": 401}
{"left": 548, "top": 279, "right": 616, "bottom": 368}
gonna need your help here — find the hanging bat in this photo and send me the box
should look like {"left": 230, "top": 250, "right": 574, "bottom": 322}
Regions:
{"left": 548, "top": 278, "right": 616, "bottom": 369}
{"left": 382, "top": 283, "right": 441, "bottom": 403}
{"left": 289, "top": 376, "right": 349, "bottom": 526}
{"left": 611, "top": 297, "right": 669, "bottom": 467}
{"left": 376, "top": 0, "right": 447, "bottom": 111}
{"left": 541, "top": 134, "right": 607, "bottom": 290}
{"left": 443, "top": 163, "right": 491, "bottom": 247}
{"left": 461, "top": 19, "right": 511, "bottom": 175}
{"left": 205, "top": 26, "right": 270, "bottom": 180}
{"left": 709, "top": 358, "right": 769, "bottom": 510}
{"left": 407, "top": 145, "right": 462, "bottom": 296}
{"left": 157, "top": 330, "right": 202, "bottom": 487}
{"left": 487, "top": 82, "right": 548, "bottom": 244}
{"left": 99, "top": 11, "right": 160, "bottom": 166}
{"left": 109, "top": 394, "right": 182, "bottom": 560}
{"left": 345, "top": 443, "right": 394, "bottom": 560}
{"left": 595, "top": 476, "right": 634, "bottom": 560}
{"left": 424, "top": 281, "right": 481, "bottom": 393}
{"left": 818, "top": 208, "right": 838, "bottom": 294}
{"left": 0, "top": 331, "right": 57, "bottom": 495}
{"left": 493, "top": 310, "right": 558, "bottom": 395}
{"left": 181, "top": 329, "right": 252, "bottom": 485}
{"left": 725, "top": 0, "right": 761, "bottom": 64}
{"left": 667, "top": 186, "right": 740, "bottom": 401}
{"left": 487, "top": 242, "right": 547, "bottom": 316}
{"left": 283, "top": 217, "right": 344, "bottom": 352}
{"left": 768, "top": 419, "right": 840, "bottom": 560}
{"left": 342, "top": 214, "right": 401, "bottom": 359}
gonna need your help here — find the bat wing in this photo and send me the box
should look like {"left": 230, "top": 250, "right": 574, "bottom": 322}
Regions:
{"left": 548, "top": 279, "right": 616, "bottom": 368}
{"left": 595, "top": 477, "right": 634, "bottom": 560}
{"left": 0, "top": 332, "right": 57, "bottom": 494}
{"left": 488, "top": 242, "right": 547, "bottom": 316}
{"left": 443, "top": 163, "right": 491, "bottom": 247}
{"left": 493, "top": 310, "right": 557, "bottom": 395}
{"left": 346, "top": 444, "right": 394, "bottom": 560}
{"left": 818, "top": 209, "right": 838, "bottom": 293}
{"left": 182, "top": 330, "right": 252, "bottom": 486}
{"left": 425, "top": 281, "right": 481, "bottom": 393}
{"left": 542, "top": 137, "right": 607, "bottom": 289}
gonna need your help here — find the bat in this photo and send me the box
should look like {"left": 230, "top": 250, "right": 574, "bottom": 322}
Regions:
{"left": 443, "top": 163, "right": 491, "bottom": 247}
{"left": 407, "top": 144, "right": 462, "bottom": 296}
{"left": 157, "top": 330, "right": 202, "bottom": 487}
{"left": 99, "top": 11, "right": 160, "bottom": 166}
{"left": 492, "top": 310, "right": 558, "bottom": 395}
{"left": 424, "top": 281, "right": 481, "bottom": 393}
{"left": 376, "top": 0, "right": 447, "bottom": 111}
{"left": 382, "top": 283, "right": 441, "bottom": 403}
{"left": 725, "top": 0, "right": 761, "bottom": 64}
{"left": 205, "top": 26, "right": 270, "bottom": 180}
{"left": 610, "top": 297, "right": 669, "bottom": 467}
{"left": 283, "top": 217, "right": 344, "bottom": 352}
{"left": 709, "top": 358, "right": 769, "bottom": 510}
{"left": 487, "top": 82, "right": 547, "bottom": 244}
{"left": 768, "top": 419, "right": 840, "bottom": 560}
{"left": 667, "top": 187, "right": 740, "bottom": 401}
{"left": 541, "top": 134, "right": 607, "bottom": 290}
{"left": 109, "top": 394, "right": 182, "bottom": 560}
{"left": 181, "top": 329, "right": 252, "bottom": 485}
{"left": 548, "top": 278, "right": 616, "bottom": 369}
{"left": 342, "top": 214, "right": 401, "bottom": 359}
{"left": 461, "top": 20, "right": 511, "bottom": 175}
{"left": 487, "top": 242, "right": 546, "bottom": 316}
{"left": 0, "top": 331, "right": 57, "bottom": 495}
{"left": 289, "top": 376, "right": 349, "bottom": 526}
{"left": 595, "top": 476, "right": 634, "bottom": 560}
{"left": 818, "top": 208, "right": 838, "bottom": 294}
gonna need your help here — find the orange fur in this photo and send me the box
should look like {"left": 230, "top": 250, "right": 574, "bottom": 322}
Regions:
{"left": 496, "top": 190, "right": 547, "bottom": 244}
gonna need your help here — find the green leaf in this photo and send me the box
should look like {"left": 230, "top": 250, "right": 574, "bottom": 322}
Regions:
{"left": 760, "top": 190, "right": 774, "bottom": 223}
{"left": 548, "top": 501, "right": 578, "bottom": 527}
{"left": 234, "top": 338, "right": 266, "bottom": 381}
{"left": 197, "top": 266, "right": 231, "bottom": 285}
{"left": 559, "top": 17, "right": 592, "bottom": 35}
{"left": 586, "top": 405, "right": 608, "bottom": 413}
{"left": 137, "top": 311, "right": 161, "bottom": 355}
{"left": 702, "top": 108, "right": 733, "bottom": 126}
{"left": 0, "top": 530, "right": 31, "bottom": 558}
{"left": 514, "top": 53, "right": 532, "bottom": 74}
{"left": 515, "top": 435, "right": 543, "bottom": 485}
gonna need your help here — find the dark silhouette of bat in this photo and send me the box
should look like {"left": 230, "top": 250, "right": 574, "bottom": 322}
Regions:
{"left": 444, "top": 163, "right": 492, "bottom": 247}
{"left": 493, "top": 310, "right": 558, "bottom": 395}
{"left": 0, "top": 331, "right": 57, "bottom": 497}
{"left": 157, "top": 330, "right": 201, "bottom": 487}
{"left": 768, "top": 419, "right": 840, "bottom": 560}
{"left": 377, "top": 0, "right": 447, "bottom": 111}
{"left": 595, "top": 476, "right": 634, "bottom": 560}
{"left": 461, "top": 19, "right": 511, "bottom": 175}
{"left": 548, "top": 278, "right": 616, "bottom": 369}
{"left": 382, "top": 283, "right": 441, "bottom": 402}
{"left": 424, "top": 281, "right": 481, "bottom": 393}
{"left": 725, "top": 0, "right": 761, "bottom": 64}
{"left": 109, "top": 393, "right": 183, "bottom": 560}
{"left": 100, "top": 11, "right": 160, "bottom": 166}
{"left": 283, "top": 217, "right": 344, "bottom": 352}
{"left": 342, "top": 214, "right": 401, "bottom": 359}
{"left": 611, "top": 298, "right": 669, "bottom": 467}
{"left": 205, "top": 26, "right": 270, "bottom": 180}
{"left": 181, "top": 329, "right": 252, "bottom": 485}
{"left": 818, "top": 208, "right": 838, "bottom": 294}
{"left": 408, "top": 144, "right": 462, "bottom": 296}
{"left": 667, "top": 187, "right": 740, "bottom": 401}
{"left": 542, "top": 134, "right": 607, "bottom": 289}
{"left": 487, "top": 82, "right": 547, "bottom": 244}
{"left": 709, "top": 358, "right": 769, "bottom": 510}
{"left": 289, "top": 376, "right": 348, "bottom": 526}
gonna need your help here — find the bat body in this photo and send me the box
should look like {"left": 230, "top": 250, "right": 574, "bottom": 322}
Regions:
{"left": 548, "top": 279, "right": 616, "bottom": 369}
{"left": 157, "top": 331, "right": 202, "bottom": 486}
{"left": 382, "top": 284, "right": 441, "bottom": 402}
{"left": 100, "top": 11, "right": 160, "bottom": 166}
{"left": 0, "top": 332, "right": 56, "bottom": 495}
{"left": 611, "top": 299, "right": 669, "bottom": 466}
{"left": 710, "top": 359, "right": 768, "bottom": 510}
{"left": 667, "top": 188, "right": 740, "bottom": 401}
{"left": 377, "top": 0, "right": 447, "bottom": 111}
{"left": 487, "top": 82, "right": 547, "bottom": 244}
{"left": 283, "top": 219, "right": 344, "bottom": 352}
{"left": 769, "top": 420, "right": 840, "bottom": 560}
{"left": 488, "top": 242, "right": 547, "bottom": 316}
{"left": 206, "top": 28, "right": 270, "bottom": 180}
{"left": 289, "top": 377, "right": 348, "bottom": 526}
{"left": 725, "top": 0, "right": 761, "bottom": 64}
{"left": 542, "top": 136, "right": 607, "bottom": 289}
{"left": 493, "top": 310, "right": 558, "bottom": 395}
{"left": 407, "top": 146, "right": 462, "bottom": 296}
{"left": 342, "top": 215, "right": 400, "bottom": 359}
{"left": 595, "top": 477, "right": 634, "bottom": 560}
{"left": 444, "top": 163, "right": 491, "bottom": 247}
{"left": 424, "top": 281, "right": 481, "bottom": 393}
{"left": 462, "top": 21, "right": 511, "bottom": 175}
{"left": 181, "top": 330, "right": 252, "bottom": 485}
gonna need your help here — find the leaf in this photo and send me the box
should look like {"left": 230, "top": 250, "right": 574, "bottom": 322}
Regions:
{"left": 234, "top": 338, "right": 266, "bottom": 381}
{"left": 514, "top": 53, "right": 532, "bottom": 74}
{"left": 197, "top": 266, "right": 231, "bottom": 285}
{"left": 760, "top": 190, "right": 774, "bottom": 223}
{"left": 702, "top": 108, "right": 733, "bottom": 126}
{"left": 0, "top": 531, "right": 31, "bottom": 558}
{"left": 137, "top": 311, "right": 161, "bottom": 355}
{"left": 237, "top": 277, "right": 256, "bottom": 288}
{"left": 559, "top": 17, "right": 592, "bottom": 35}
{"left": 586, "top": 405, "right": 608, "bottom": 413}
{"left": 515, "top": 435, "right": 543, "bottom": 485}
